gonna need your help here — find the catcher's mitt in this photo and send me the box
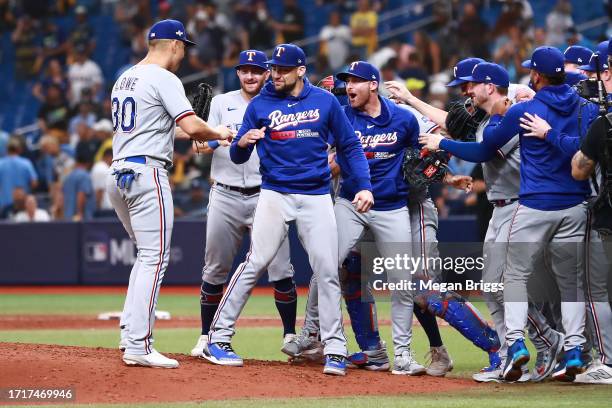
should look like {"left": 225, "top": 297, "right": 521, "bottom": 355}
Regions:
{"left": 445, "top": 99, "right": 486, "bottom": 141}
{"left": 316, "top": 75, "right": 347, "bottom": 96}
{"left": 192, "top": 82, "right": 213, "bottom": 121}
{"left": 191, "top": 82, "right": 214, "bottom": 153}
{"left": 402, "top": 147, "right": 449, "bottom": 190}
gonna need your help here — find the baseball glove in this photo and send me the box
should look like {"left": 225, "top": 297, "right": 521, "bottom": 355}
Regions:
{"left": 191, "top": 82, "right": 214, "bottom": 153}
{"left": 445, "top": 99, "right": 486, "bottom": 141}
{"left": 316, "top": 75, "right": 347, "bottom": 96}
{"left": 402, "top": 147, "right": 449, "bottom": 190}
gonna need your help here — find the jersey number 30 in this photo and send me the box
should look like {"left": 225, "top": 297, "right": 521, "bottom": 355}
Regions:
{"left": 112, "top": 97, "right": 137, "bottom": 133}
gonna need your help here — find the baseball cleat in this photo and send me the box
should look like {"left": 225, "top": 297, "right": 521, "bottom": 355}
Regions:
{"left": 502, "top": 340, "right": 530, "bottom": 382}
{"left": 190, "top": 334, "right": 208, "bottom": 357}
{"left": 552, "top": 346, "right": 585, "bottom": 381}
{"left": 202, "top": 342, "right": 243, "bottom": 366}
{"left": 392, "top": 349, "right": 426, "bottom": 376}
{"left": 281, "top": 331, "right": 323, "bottom": 361}
{"left": 323, "top": 354, "right": 347, "bottom": 376}
{"left": 425, "top": 345, "right": 454, "bottom": 377}
{"left": 347, "top": 341, "right": 390, "bottom": 371}
{"left": 472, "top": 352, "right": 502, "bottom": 382}
{"left": 532, "top": 333, "right": 563, "bottom": 382}
{"left": 574, "top": 362, "right": 612, "bottom": 384}
{"left": 123, "top": 350, "right": 179, "bottom": 369}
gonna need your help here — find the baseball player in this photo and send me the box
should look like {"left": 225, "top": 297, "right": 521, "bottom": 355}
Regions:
{"left": 419, "top": 62, "right": 565, "bottom": 382}
{"left": 190, "top": 50, "right": 299, "bottom": 358}
{"left": 423, "top": 47, "right": 596, "bottom": 382}
{"left": 202, "top": 44, "right": 373, "bottom": 376}
{"left": 109, "top": 19, "right": 233, "bottom": 368}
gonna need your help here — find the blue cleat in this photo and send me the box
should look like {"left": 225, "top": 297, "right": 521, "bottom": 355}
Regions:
{"left": 553, "top": 346, "right": 585, "bottom": 382}
{"left": 502, "top": 340, "right": 530, "bottom": 382}
{"left": 323, "top": 354, "right": 347, "bottom": 376}
{"left": 202, "top": 342, "right": 243, "bottom": 366}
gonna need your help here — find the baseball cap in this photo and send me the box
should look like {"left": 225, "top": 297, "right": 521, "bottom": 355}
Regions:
{"left": 521, "top": 46, "right": 565, "bottom": 75}
{"left": 336, "top": 61, "right": 380, "bottom": 83}
{"left": 447, "top": 58, "right": 485, "bottom": 87}
{"left": 266, "top": 44, "right": 306, "bottom": 67}
{"left": 578, "top": 41, "right": 609, "bottom": 72}
{"left": 609, "top": 36, "right": 612, "bottom": 56}
{"left": 460, "top": 62, "right": 510, "bottom": 88}
{"left": 148, "top": 19, "right": 195, "bottom": 46}
{"left": 235, "top": 50, "right": 268, "bottom": 70}
{"left": 564, "top": 45, "right": 592, "bottom": 65}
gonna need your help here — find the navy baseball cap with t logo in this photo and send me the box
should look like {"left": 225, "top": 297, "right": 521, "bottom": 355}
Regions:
{"left": 266, "top": 44, "right": 306, "bottom": 67}
{"left": 460, "top": 62, "right": 509, "bottom": 88}
{"left": 578, "top": 41, "right": 610, "bottom": 72}
{"left": 447, "top": 58, "right": 485, "bottom": 87}
{"left": 148, "top": 19, "right": 195, "bottom": 46}
{"left": 336, "top": 61, "right": 380, "bottom": 83}
{"left": 521, "top": 46, "right": 564, "bottom": 75}
{"left": 235, "top": 50, "right": 268, "bottom": 70}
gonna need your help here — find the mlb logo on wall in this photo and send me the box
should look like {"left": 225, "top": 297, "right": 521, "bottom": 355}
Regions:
{"left": 85, "top": 242, "right": 108, "bottom": 263}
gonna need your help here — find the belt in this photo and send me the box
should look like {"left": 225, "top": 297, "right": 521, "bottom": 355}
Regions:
{"left": 491, "top": 198, "right": 518, "bottom": 207}
{"left": 123, "top": 155, "right": 172, "bottom": 170}
{"left": 216, "top": 182, "right": 261, "bottom": 196}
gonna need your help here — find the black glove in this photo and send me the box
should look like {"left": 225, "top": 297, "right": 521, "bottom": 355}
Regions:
{"left": 402, "top": 147, "right": 449, "bottom": 190}
{"left": 445, "top": 99, "right": 486, "bottom": 141}
{"left": 192, "top": 82, "right": 213, "bottom": 121}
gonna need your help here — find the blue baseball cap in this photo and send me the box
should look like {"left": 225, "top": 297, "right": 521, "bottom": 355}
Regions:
{"left": 565, "top": 71, "right": 588, "bottom": 86}
{"left": 148, "top": 19, "right": 195, "bottom": 46}
{"left": 235, "top": 50, "right": 268, "bottom": 70}
{"left": 266, "top": 44, "right": 306, "bottom": 67}
{"left": 460, "top": 62, "right": 510, "bottom": 88}
{"left": 609, "top": 36, "right": 612, "bottom": 56}
{"left": 447, "top": 58, "right": 485, "bottom": 87}
{"left": 564, "top": 45, "right": 592, "bottom": 65}
{"left": 578, "top": 41, "right": 610, "bottom": 72}
{"left": 521, "top": 46, "right": 565, "bottom": 75}
{"left": 336, "top": 61, "right": 380, "bottom": 83}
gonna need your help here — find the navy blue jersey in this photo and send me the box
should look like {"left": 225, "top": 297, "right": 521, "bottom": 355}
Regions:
{"left": 338, "top": 96, "right": 419, "bottom": 210}
{"left": 230, "top": 79, "right": 371, "bottom": 195}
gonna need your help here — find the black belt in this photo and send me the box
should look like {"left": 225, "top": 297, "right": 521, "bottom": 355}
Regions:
{"left": 216, "top": 182, "right": 261, "bottom": 196}
{"left": 125, "top": 155, "right": 172, "bottom": 170}
{"left": 491, "top": 198, "right": 518, "bottom": 207}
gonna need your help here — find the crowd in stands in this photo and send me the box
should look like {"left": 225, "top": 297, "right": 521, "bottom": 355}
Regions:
{"left": 0, "top": 0, "right": 610, "bottom": 223}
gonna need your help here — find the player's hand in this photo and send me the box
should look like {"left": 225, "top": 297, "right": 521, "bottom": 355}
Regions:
{"left": 238, "top": 127, "right": 266, "bottom": 148}
{"left": 519, "top": 112, "right": 551, "bottom": 139}
{"left": 491, "top": 97, "right": 511, "bottom": 116}
{"left": 385, "top": 81, "right": 414, "bottom": 104}
{"left": 444, "top": 174, "right": 473, "bottom": 193}
{"left": 418, "top": 132, "right": 444, "bottom": 151}
{"left": 514, "top": 86, "right": 535, "bottom": 103}
{"left": 215, "top": 125, "right": 236, "bottom": 141}
{"left": 352, "top": 190, "right": 374, "bottom": 213}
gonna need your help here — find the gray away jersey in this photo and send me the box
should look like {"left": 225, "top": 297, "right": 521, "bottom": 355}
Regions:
{"left": 110, "top": 64, "right": 194, "bottom": 165}
{"left": 208, "top": 90, "right": 262, "bottom": 188}
{"left": 476, "top": 117, "right": 521, "bottom": 201}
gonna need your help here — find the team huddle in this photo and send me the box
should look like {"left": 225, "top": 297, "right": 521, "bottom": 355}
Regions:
{"left": 108, "top": 19, "right": 612, "bottom": 385}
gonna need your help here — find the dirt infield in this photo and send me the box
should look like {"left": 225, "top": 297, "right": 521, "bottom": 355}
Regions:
{"left": 0, "top": 342, "right": 476, "bottom": 404}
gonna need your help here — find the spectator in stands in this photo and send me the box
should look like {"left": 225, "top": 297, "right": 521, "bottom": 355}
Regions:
{"left": 188, "top": 10, "right": 224, "bottom": 73}
{"left": 114, "top": 0, "right": 141, "bottom": 45}
{"left": 13, "top": 194, "right": 50, "bottom": 222}
{"left": 91, "top": 147, "right": 113, "bottom": 216}
{"left": 239, "top": 0, "right": 275, "bottom": 52}
{"left": 564, "top": 27, "right": 595, "bottom": 51}
{"left": 37, "top": 83, "right": 70, "bottom": 143}
{"left": 428, "top": 81, "right": 449, "bottom": 110}
{"left": 175, "top": 178, "right": 208, "bottom": 218}
{"left": 413, "top": 30, "right": 441, "bottom": 75}
{"left": 0, "top": 138, "right": 38, "bottom": 216}
{"left": 68, "top": 102, "right": 97, "bottom": 142}
{"left": 62, "top": 144, "right": 95, "bottom": 221}
{"left": 40, "top": 18, "right": 69, "bottom": 66}
{"left": 32, "top": 59, "right": 70, "bottom": 102}
{"left": 378, "top": 59, "right": 402, "bottom": 98}
{"left": 74, "top": 122, "right": 97, "bottom": 163}
{"left": 93, "top": 119, "right": 114, "bottom": 164}
{"left": 493, "top": 25, "right": 531, "bottom": 82}
{"left": 319, "top": 11, "right": 352, "bottom": 71}
{"left": 0, "top": 0, "right": 16, "bottom": 33}
{"left": 399, "top": 52, "right": 429, "bottom": 95}
{"left": 1, "top": 187, "right": 26, "bottom": 219}
{"left": 271, "top": 0, "right": 304, "bottom": 44}
{"left": 67, "top": 42, "right": 103, "bottom": 106}
{"left": 350, "top": 0, "right": 378, "bottom": 58}
{"left": 11, "top": 15, "right": 42, "bottom": 80}
{"left": 456, "top": 2, "right": 490, "bottom": 60}
{"left": 70, "top": 5, "right": 95, "bottom": 55}
{"left": 36, "top": 135, "right": 74, "bottom": 190}
{"left": 546, "top": 0, "right": 574, "bottom": 47}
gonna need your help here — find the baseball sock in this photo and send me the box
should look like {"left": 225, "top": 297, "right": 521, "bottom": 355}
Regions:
{"left": 200, "top": 281, "right": 224, "bottom": 335}
{"left": 274, "top": 277, "right": 297, "bottom": 336}
{"left": 414, "top": 305, "right": 443, "bottom": 347}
